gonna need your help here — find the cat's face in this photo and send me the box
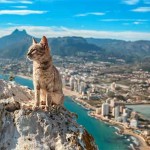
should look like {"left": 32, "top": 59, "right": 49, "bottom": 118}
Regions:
{"left": 27, "top": 44, "right": 46, "bottom": 61}
{"left": 27, "top": 36, "right": 50, "bottom": 62}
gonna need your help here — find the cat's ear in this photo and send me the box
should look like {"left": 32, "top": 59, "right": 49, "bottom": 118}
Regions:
{"left": 32, "top": 37, "right": 37, "bottom": 45}
{"left": 40, "top": 36, "right": 48, "bottom": 46}
{"left": 40, "top": 36, "right": 50, "bottom": 51}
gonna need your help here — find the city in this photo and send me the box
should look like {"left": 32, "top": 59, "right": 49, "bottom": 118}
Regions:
{"left": 0, "top": 55, "right": 150, "bottom": 148}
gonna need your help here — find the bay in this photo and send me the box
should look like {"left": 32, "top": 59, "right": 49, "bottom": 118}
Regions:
{"left": 127, "top": 105, "right": 150, "bottom": 120}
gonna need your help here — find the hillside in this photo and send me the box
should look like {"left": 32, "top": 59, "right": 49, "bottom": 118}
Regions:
{"left": 0, "top": 29, "right": 150, "bottom": 62}
{"left": 87, "top": 38, "right": 150, "bottom": 62}
{"left": 0, "top": 29, "right": 33, "bottom": 59}
{"left": 0, "top": 29, "right": 102, "bottom": 59}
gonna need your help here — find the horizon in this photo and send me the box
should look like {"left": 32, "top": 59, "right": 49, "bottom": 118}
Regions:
{"left": 0, "top": 0, "right": 150, "bottom": 41}
{"left": 3, "top": 28, "right": 150, "bottom": 42}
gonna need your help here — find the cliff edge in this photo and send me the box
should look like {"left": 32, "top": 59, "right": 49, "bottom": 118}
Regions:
{"left": 0, "top": 80, "right": 98, "bottom": 150}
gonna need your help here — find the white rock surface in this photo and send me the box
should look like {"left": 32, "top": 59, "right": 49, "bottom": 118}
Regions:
{"left": 0, "top": 80, "right": 97, "bottom": 150}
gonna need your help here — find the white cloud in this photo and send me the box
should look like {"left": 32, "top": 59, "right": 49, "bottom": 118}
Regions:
{"left": 75, "top": 12, "right": 105, "bottom": 17}
{"left": 0, "top": 0, "right": 15, "bottom": 3}
{"left": 0, "top": 10, "right": 47, "bottom": 15}
{"left": 100, "top": 19, "right": 148, "bottom": 22}
{"left": 21, "top": 0, "right": 32, "bottom": 4}
{"left": 12, "top": 6, "right": 28, "bottom": 8}
{"left": 132, "top": 7, "right": 150, "bottom": 12}
{"left": 6, "top": 22, "right": 21, "bottom": 26}
{"left": 133, "top": 21, "right": 141, "bottom": 24}
{"left": 100, "top": 19, "right": 149, "bottom": 24}
{"left": 123, "top": 0, "right": 139, "bottom": 5}
{"left": 0, "top": 0, "right": 33, "bottom": 4}
{"left": 0, "top": 26, "right": 150, "bottom": 41}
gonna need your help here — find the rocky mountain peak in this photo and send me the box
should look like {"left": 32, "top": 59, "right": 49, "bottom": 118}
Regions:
{"left": 11, "top": 29, "right": 27, "bottom": 36}
{"left": 0, "top": 80, "right": 97, "bottom": 150}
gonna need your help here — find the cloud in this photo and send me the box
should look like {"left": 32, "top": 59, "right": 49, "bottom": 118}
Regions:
{"left": 123, "top": 0, "right": 139, "bottom": 5}
{"left": 132, "top": 7, "right": 150, "bottom": 12}
{"left": 21, "top": 0, "right": 32, "bottom": 4}
{"left": 0, "top": 10, "right": 47, "bottom": 15}
{"left": 0, "top": 0, "right": 33, "bottom": 4}
{"left": 12, "top": 6, "right": 28, "bottom": 8}
{"left": 133, "top": 21, "right": 141, "bottom": 24}
{"left": 100, "top": 19, "right": 148, "bottom": 22}
{"left": 75, "top": 12, "right": 105, "bottom": 17}
{"left": 6, "top": 22, "right": 21, "bottom": 26}
{"left": 0, "top": 26, "right": 150, "bottom": 41}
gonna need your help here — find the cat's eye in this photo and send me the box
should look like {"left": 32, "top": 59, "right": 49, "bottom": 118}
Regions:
{"left": 31, "top": 49, "right": 37, "bottom": 54}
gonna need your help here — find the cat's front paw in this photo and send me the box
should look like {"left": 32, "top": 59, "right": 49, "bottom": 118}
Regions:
{"left": 45, "top": 105, "right": 50, "bottom": 111}
{"left": 32, "top": 102, "right": 40, "bottom": 110}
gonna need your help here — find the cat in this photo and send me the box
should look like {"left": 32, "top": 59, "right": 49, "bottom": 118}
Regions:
{"left": 27, "top": 36, "right": 64, "bottom": 111}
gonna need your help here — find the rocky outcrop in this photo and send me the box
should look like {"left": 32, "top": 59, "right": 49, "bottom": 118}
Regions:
{"left": 0, "top": 80, "right": 97, "bottom": 150}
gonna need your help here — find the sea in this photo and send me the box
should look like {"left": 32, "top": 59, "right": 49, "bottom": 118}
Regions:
{"left": 127, "top": 105, "right": 150, "bottom": 120}
{"left": 1, "top": 75, "right": 149, "bottom": 150}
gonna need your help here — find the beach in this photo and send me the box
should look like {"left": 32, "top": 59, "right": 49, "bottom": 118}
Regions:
{"left": 63, "top": 87, "right": 150, "bottom": 150}
{"left": 17, "top": 74, "right": 32, "bottom": 80}
{"left": 63, "top": 87, "right": 96, "bottom": 110}
{"left": 90, "top": 112, "right": 150, "bottom": 150}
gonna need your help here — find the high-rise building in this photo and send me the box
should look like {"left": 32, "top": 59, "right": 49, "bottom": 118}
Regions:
{"left": 123, "top": 108, "right": 132, "bottom": 118}
{"left": 69, "top": 76, "right": 75, "bottom": 90}
{"left": 112, "top": 107, "right": 115, "bottom": 116}
{"left": 120, "top": 106, "right": 125, "bottom": 114}
{"left": 101, "top": 103, "right": 109, "bottom": 116}
{"left": 74, "top": 80, "right": 78, "bottom": 92}
{"left": 122, "top": 113, "right": 127, "bottom": 123}
{"left": 110, "top": 99, "right": 114, "bottom": 107}
{"left": 62, "top": 77, "right": 66, "bottom": 87}
{"left": 130, "top": 119, "right": 138, "bottom": 128}
{"left": 114, "top": 106, "right": 120, "bottom": 120}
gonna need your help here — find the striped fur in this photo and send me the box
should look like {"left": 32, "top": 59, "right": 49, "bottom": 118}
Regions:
{"left": 27, "top": 36, "right": 64, "bottom": 110}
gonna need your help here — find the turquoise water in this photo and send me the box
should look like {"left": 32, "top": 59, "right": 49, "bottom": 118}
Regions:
{"left": 0, "top": 75, "right": 135, "bottom": 150}
{"left": 127, "top": 105, "right": 150, "bottom": 120}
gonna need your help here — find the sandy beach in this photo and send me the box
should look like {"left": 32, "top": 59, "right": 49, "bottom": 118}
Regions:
{"left": 63, "top": 87, "right": 96, "bottom": 110}
{"left": 17, "top": 74, "right": 32, "bottom": 80}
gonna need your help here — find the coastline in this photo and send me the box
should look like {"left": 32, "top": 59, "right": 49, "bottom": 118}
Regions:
{"left": 90, "top": 112, "right": 150, "bottom": 150}
{"left": 63, "top": 87, "right": 150, "bottom": 150}
{"left": 15, "top": 74, "right": 150, "bottom": 150}
{"left": 17, "top": 74, "right": 32, "bottom": 80}
{"left": 63, "top": 87, "right": 96, "bottom": 111}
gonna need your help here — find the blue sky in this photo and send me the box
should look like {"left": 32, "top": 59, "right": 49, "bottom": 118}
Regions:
{"left": 0, "top": 0, "right": 150, "bottom": 40}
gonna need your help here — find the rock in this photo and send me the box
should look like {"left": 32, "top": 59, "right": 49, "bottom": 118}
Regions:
{"left": 0, "top": 80, "right": 98, "bottom": 150}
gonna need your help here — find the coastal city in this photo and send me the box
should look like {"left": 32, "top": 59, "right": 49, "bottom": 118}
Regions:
{"left": 0, "top": 56, "right": 150, "bottom": 149}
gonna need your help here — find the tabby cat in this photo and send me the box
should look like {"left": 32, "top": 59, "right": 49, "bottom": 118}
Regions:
{"left": 27, "top": 36, "right": 64, "bottom": 111}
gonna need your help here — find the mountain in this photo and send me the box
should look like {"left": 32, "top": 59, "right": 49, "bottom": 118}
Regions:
{"left": 86, "top": 38, "right": 150, "bottom": 62}
{"left": 0, "top": 29, "right": 103, "bottom": 59}
{"left": 0, "top": 80, "right": 97, "bottom": 150}
{"left": 0, "top": 29, "right": 150, "bottom": 63}
{"left": 0, "top": 29, "right": 33, "bottom": 59}
{"left": 48, "top": 36, "right": 103, "bottom": 56}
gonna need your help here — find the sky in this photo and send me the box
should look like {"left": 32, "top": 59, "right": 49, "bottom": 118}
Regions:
{"left": 0, "top": 0, "right": 150, "bottom": 40}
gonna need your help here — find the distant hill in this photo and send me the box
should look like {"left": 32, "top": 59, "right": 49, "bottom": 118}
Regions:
{"left": 0, "top": 29, "right": 102, "bottom": 59}
{"left": 0, "top": 29, "right": 33, "bottom": 58}
{"left": 86, "top": 38, "right": 150, "bottom": 62}
{"left": 0, "top": 29, "right": 150, "bottom": 63}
